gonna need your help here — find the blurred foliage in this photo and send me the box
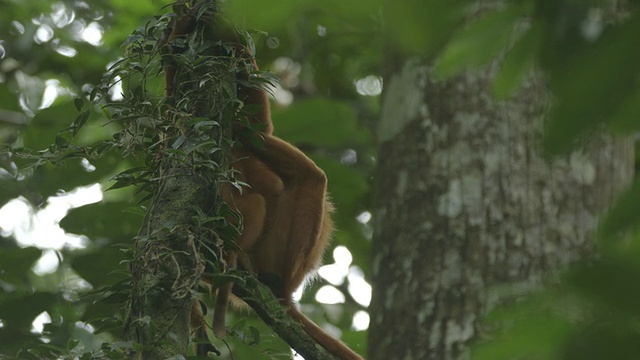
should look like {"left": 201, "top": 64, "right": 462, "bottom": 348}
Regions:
{"left": 1, "top": 0, "right": 640, "bottom": 358}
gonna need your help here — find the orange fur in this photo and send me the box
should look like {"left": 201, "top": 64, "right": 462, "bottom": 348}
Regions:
{"left": 163, "top": 4, "right": 362, "bottom": 359}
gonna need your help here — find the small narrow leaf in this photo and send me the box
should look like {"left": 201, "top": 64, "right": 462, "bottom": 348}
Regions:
{"left": 493, "top": 22, "right": 543, "bottom": 99}
{"left": 74, "top": 97, "right": 85, "bottom": 111}
{"left": 599, "top": 177, "right": 640, "bottom": 238}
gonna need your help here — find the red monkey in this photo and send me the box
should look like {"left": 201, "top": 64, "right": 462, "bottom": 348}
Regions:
{"left": 163, "top": 3, "right": 363, "bottom": 360}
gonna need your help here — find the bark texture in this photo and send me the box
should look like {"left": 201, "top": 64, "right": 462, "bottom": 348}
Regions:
{"left": 123, "top": 165, "right": 210, "bottom": 358}
{"left": 369, "top": 58, "right": 634, "bottom": 360}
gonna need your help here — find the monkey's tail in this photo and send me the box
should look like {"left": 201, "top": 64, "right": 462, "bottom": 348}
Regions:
{"left": 192, "top": 300, "right": 221, "bottom": 356}
{"left": 213, "top": 282, "right": 232, "bottom": 338}
{"left": 287, "top": 304, "right": 364, "bottom": 360}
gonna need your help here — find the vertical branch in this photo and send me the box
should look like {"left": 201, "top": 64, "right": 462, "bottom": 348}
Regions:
{"left": 123, "top": 168, "right": 212, "bottom": 358}
{"left": 122, "top": 1, "right": 233, "bottom": 357}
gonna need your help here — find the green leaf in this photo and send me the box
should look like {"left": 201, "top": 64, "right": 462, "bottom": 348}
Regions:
{"left": 0, "top": 83, "right": 23, "bottom": 112}
{"left": 599, "top": 178, "right": 640, "bottom": 239}
{"left": 474, "top": 315, "right": 571, "bottom": 359}
{"left": 29, "top": 150, "right": 120, "bottom": 198}
{"left": 386, "top": 0, "right": 467, "bottom": 55}
{"left": 0, "top": 177, "right": 22, "bottom": 207}
{"left": 562, "top": 322, "right": 640, "bottom": 360}
{"left": 72, "top": 110, "right": 91, "bottom": 135}
{"left": 74, "top": 97, "right": 85, "bottom": 112}
{"left": 543, "top": 15, "right": 640, "bottom": 155}
{"left": 224, "top": 314, "right": 290, "bottom": 359}
{"left": 273, "top": 99, "right": 370, "bottom": 147}
{"left": 609, "top": 88, "right": 640, "bottom": 133}
{"left": 249, "top": 325, "right": 261, "bottom": 344}
{"left": 71, "top": 248, "right": 128, "bottom": 287}
{"left": 0, "top": 247, "right": 42, "bottom": 285}
{"left": 435, "top": 4, "right": 525, "bottom": 78}
{"left": 340, "top": 330, "right": 367, "bottom": 358}
{"left": 316, "top": 157, "right": 368, "bottom": 217}
{"left": 0, "top": 292, "right": 56, "bottom": 330}
{"left": 314, "top": 156, "right": 370, "bottom": 272}
{"left": 60, "top": 201, "right": 142, "bottom": 240}
{"left": 227, "top": 0, "right": 308, "bottom": 31}
{"left": 567, "top": 260, "right": 640, "bottom": 316}
{"left": 22, "top": 102, "right": 77, "bottom": 151}
{"left": 493, "top": 21, "right": 543, "bottom": 99}
{"left": 67, "top": 339, "right": 80, "bottom": 350}
{"left": 473, "top": 292, "right": 574, "bottom": 360}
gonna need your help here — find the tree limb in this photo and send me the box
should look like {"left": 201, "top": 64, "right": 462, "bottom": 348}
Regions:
{"left": 233, "top": 273, "right": 340, "bottom": 360}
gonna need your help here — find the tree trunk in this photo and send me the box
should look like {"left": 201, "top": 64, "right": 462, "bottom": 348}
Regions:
{"left": 368, "top": 57, "right": 634, "bottom": 359}
{"left": 122, "top": 165, "right": 211, "bottom": 358}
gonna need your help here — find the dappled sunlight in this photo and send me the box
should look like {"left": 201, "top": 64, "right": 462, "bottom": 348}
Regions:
{"left": 348, "top": 266, "right": 371, "bottom": 307}
{"left": 316, "top": 285, "right": 346, "bottom": 304}
{"left": 352, "top": 310, "right": 369, "bottom": 331}
{"left": 355, "top": 75, "right": 382, "bottom": 96}
{"left": 31, "top": 311, "right": 51, "bottom": 335}
{"left": 356, "top": 211, "right": 371, "bottom": 224}
{"left": 318, "top": 245, "right": 353, "bottom": 286}
{"left": 82, "top": 21, "right": 103, "bottom": 46}
{"left": 0, "top": 184, "right": 103, "bottom": 273}
{"left": 39, "top": 79, "right": 62, "bottom": 109}
{"left": 33, "top": 249, "right": 61, "bottom": 275}
{"left": 34, "top": 24, "right": 54, "bottom": 44}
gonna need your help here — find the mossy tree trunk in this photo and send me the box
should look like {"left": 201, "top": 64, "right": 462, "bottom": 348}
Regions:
{"left": 123, "top": 165, "right": 212, "bottom": 358}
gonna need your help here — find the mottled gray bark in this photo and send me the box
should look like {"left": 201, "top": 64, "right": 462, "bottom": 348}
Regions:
{"left": 369, "top": 58, "right": 634, "bottom": 360}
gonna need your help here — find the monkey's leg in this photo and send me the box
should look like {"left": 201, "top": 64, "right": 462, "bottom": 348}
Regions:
{"left": 213, "top": 191, "right": 266, "bottom": 338}
{"left": 247, "top": 135, "right": 330, "bottom": 294}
